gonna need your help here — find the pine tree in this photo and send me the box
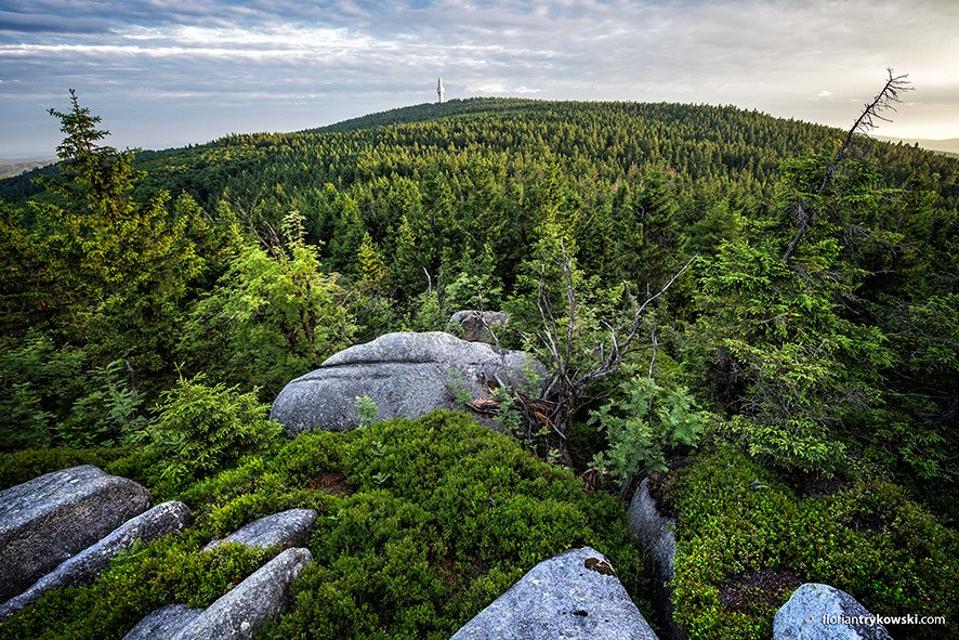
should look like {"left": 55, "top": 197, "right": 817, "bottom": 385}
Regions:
{"left": 357, "top": 231, "right": 390, "bottom": 296}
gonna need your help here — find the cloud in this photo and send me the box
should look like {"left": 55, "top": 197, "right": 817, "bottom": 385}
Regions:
{"left": 1, "top": 0, "right": 958, "bottom": 157}
{"left": 0, "top": 10, "right": 111, "bottom": 33}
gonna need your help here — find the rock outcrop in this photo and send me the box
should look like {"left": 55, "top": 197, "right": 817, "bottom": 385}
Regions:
{"left": 450, "top": 546, "right": 658, "bottom": 640}
{"left": 0, "top": 501, "right": 192, "bottom": 617}
{"left": 173, "top": 547, "right": 312, "bottom": 639}
{"left": 628, "top": 477, "right": 683, "bottom": 639}
{"left": 0, "top": 465, "right": 151, "bottom": 602}
{"left": 123, "top": 604, "right": 203, "bottom": 640}
{"left": 125, "top": 548, "right": 312, "bottom": 640}
{"left": 203, "top": 509, "right": 317, "bottom": 552}
{"left": 448, "top": 310, "right": 509, "bottom": 343}
{"left": 271, "top": 331, "right": 542, "bottom": 435}
{"left": 773, "top": 583, "right": 892, "bottom": 640}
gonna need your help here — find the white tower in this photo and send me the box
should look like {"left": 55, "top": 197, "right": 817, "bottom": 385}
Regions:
{"left": 437, "top": 77, "right": 445, "bottom": 103}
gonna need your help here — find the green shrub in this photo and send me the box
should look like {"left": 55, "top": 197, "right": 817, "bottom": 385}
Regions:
{"left": 0, "top": 446, "right": 130, "bottom": 489}
{"left": 0, "top": 534, "right": 269, "bottom": 640}
{"left": 0, "top": 411, "right": 649, "bottom": 640}
{"left": 0, "top": 335, "right": 148, "bottom": 451}
{"left": 128, "top": 374, "right": 282, "bottom": 497}
{"left": 178, "top": 241, "right": 355, "bottom": 399}
{"left": 589, "top": 376, "right": 706, "bottom": 488}
{"left": 261, "top": 411, "right": 647, "bottom": 639}
{"left": 670, "top": 447, "right": 959, "bottom": 640}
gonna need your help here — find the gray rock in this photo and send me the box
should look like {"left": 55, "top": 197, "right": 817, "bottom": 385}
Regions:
{"left": 0, "top": 501, "right": 192, "bottom": 617}
{"left": 172, "top": 547, "right": 313, "bottom": 640}
{"left": 450, "top": 546, "right": 658, "bottom": 640}
{"left": 203, "top": 509, "right": 317, "bottom": 552}
{"left": 123, "top": 604, "right": 203, "bottom": 640}
{"left": 271, "top": 331, "right": 543, "bottom": 435}
{"left": 774, "top": 583, "right": 892, "bottom": 640}
{"left": 448, "top": 310, "right": 509, "bottom": 343}
{"left": 628, "top": 477, "right": 682, "bottom": 639}
{"left": 0, "top": 465, "right": 150, "bottom": 602}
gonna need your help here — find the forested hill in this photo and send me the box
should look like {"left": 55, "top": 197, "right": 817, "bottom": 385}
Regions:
{"left": 124, "top": 96, "right": 957, "bottom": 295}
{"left": 4, "top": 98, "right": 957, "bottom": 209}
{"left": 134, "top": 98, "right": 959, "bottom": 228}
{"left": 310, "top": 97, "right": 543, "bottom": 131}
{"left": 2, "top": 94, "right": 958, "bottom": 639}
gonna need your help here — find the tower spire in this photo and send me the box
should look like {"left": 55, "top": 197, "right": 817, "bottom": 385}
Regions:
{"left": 437, "top": 77, "right": 445, "bottom": 103}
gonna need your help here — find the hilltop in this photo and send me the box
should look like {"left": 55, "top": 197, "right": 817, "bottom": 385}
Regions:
{"left": 1, "top": 95, "right": 957, "bottom": 639}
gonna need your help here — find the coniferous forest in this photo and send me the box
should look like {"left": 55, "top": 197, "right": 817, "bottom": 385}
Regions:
{"left": 1, "top": 93, "right": 957, "bottom": 639}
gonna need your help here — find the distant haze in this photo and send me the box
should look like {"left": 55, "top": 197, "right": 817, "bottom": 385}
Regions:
{"left": 1, "top": 0, "right": 958, "bottom": 159}
{"left": 873, "top": 136, "right": 959, "bottom": 155}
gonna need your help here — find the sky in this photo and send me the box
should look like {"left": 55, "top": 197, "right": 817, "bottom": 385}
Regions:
{"left": 1, "top": 0, "right": 958, "bottom": 159}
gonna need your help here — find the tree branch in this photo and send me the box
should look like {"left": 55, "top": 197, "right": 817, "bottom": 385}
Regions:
{"left": 783, "top": 68, "right": 911, "bottom": 262}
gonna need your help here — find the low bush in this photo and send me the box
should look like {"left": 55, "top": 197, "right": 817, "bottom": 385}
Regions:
{"left": 0, "top": 446, "right": 130, "bottom": 489}
{"left": 670, "top": 447, "right": 959, "bottom": 640}
{"left": 118, "top": 374, "right": 282, "bottom": 497}
{"left": 0, "top": 535, "right": 269, "bottom": 640}
{"left": 0, "top": 410, "right": 649, "bottom": 640}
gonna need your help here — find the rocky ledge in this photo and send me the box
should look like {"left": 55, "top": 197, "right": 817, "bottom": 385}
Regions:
{"left": 271, "top": 331, "right": 542, "bottom": 435}
{"left": 124, "top": 547, "right": 313, "bottom": 640}
{"left": 450, "top": 546, "right": 659, "bottom": 640}
{"left": 0, "top": 465, "right": 153, "bottom": 606}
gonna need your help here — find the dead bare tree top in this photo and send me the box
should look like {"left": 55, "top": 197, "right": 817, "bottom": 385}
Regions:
{"left": 782, "top": 68, "right": 912, "bottom": 263}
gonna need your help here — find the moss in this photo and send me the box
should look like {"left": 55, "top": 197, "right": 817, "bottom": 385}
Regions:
{"left": 0, "top": 446, "right": 131, "bottom": 490}
{"left": 670, "top": 446, "right": 959, "bottom": 640}
{"left": 0, "top": 411, "right": 649, "bottom": 640}
{"left": 0, "top": 534, "right": 269, "bottom": 640}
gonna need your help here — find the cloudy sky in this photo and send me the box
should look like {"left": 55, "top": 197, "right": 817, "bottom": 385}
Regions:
{"left": 1, "top": 0, "right": 957, "bottom": 159}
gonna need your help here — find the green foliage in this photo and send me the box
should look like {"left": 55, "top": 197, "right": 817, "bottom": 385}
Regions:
{"left": 349, "top": 231, "right": 398, "bottom": 341}
{"left": 354, "top": 395, "right": 380, "bottom": 426}
{"left": 263, "top": 412, "right": 647, "bottom": 639}
{"left": 0, "top": 446, "right": 130, "bottom": 490}
{"left": 0, "top": 534, "right": 269, "bottom": 640}
{"left": 505, "top": 214, "right": 615, "bottom": 374}
{"left": 128, "top": 374, "right": 281, "bottom": 496}
{"left": 0, "top": 411, "right": 648, "bottom": 640}
{"left": 178, "top": 241, "right": 355, "bottom": 398}
{"left": 684, "top": 193, "right": 893, "bottom": 474}
{"left": 356, "top": 231, "right": 390, "bottom": 295}
{"left": 1, "top": 95, "right": 958, "bottom": 639}
{"left": 0, "top": 334, "right": 148, "bottom": 450}
{"left": 442, "top": 243, "right": 503, "bottom": 311}
{"left": 29, "top": 94, "right": 207, "bottom": 381}
{"left": 406, "top": 289, "right": 445, "bottom": 332}
{"left": 54, "top": 359, "right": 151, "bottom": 448}
{"left": 589, "top": 376, "right": 706, "bottom": 486}
{"left": 670, "top": 447, "right": 959, "bottom": 640}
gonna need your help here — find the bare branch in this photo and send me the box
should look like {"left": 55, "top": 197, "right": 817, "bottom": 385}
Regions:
{"left": 783, "top": 69, "right": 912, "bottom": 262}
{"left": 528, "top": 251, "right": 697, "bottom": 455}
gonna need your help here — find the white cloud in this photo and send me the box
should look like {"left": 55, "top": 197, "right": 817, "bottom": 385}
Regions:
{"left": 1, "top": 0, "right": 958, "bottom": 156}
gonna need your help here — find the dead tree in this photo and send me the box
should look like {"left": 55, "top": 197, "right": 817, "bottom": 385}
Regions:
{"left": 513, "top": 242, "right": 696, "bottom": 459}
{"left": 782, "top": 68, "right": 912, "bottom": 262}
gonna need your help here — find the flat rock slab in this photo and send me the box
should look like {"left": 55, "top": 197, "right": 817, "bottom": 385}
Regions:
{"left": 450, "top": 546, "right": 659, "bottom": 640}
{"left": 271, "top": 331, "right": 542, "bottom": 435}
{"left": 203, "top": 509, "right": 317, "bottom": 552}
{"left": 171, "top": 547, "right": 313, "bottom": 640}
{"left": 0, "top": 465, "right": 150, "bottom": 602}
{"left": 123, "top": 604, "right": 203, "bottom": 640}
{"left": 774, "top": 583, "right": 892, "bottom": 640}
{"left": 1, "top": 501, "right": 192, "bottom": 618}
